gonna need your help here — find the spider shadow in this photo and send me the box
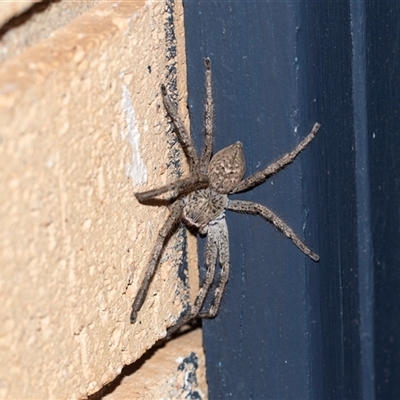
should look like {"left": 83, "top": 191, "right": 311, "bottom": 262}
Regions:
{"left": 134, "top": 197, "right": 173, "bottom": 207}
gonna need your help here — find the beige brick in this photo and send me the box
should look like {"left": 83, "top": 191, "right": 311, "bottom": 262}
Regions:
{"left": 0, "top": 1, "right": 202, "bottom": 398}
{"left": 0, "top": 1, "right": 37, "bottom": 27}
{"left": 0, "top": 1, "right": 102, "bottom": 64}
{"left": 100, "top": 329, "right": 207, "bottom": 400}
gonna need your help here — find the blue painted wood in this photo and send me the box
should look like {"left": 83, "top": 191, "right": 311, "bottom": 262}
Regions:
{"left": 300, "top": 3, "right": 361, "bottom": 399}
{"left": 363, "top": 2, "right": 400, "bottom": 399}
{"left": 351, "top": 2, "right": 375, "bottom": 399}
{"left": 182, "top": 1, "right": 400, "bottom": 398}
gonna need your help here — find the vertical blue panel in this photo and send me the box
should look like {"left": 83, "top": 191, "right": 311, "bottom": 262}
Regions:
{"left": 183, "top": 1, "right": 364, "bottom": 398}
{"left": 183, "top": 1, "right": 400, "bottom": 398}
{"left": 299, "top": 3, "right": 361, "bottom": 399}
{"left": 350, "top": 1, "right": 375, "bottom": 399}
{"left": 364, "top": 2, "right": 400, "bottom": 399}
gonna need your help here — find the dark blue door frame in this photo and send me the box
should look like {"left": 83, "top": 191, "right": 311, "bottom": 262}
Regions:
{"left": 183, "top": 1, "right": 400, "bottom": 399}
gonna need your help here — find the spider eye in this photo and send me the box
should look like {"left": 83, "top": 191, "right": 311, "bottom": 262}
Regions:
{"left": 208, "top": 142, "right": 245, "bottom": 193}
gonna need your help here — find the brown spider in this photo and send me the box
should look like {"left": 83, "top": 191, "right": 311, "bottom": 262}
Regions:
{"left": 130, "top": 58, "right": 320, "bottom": 332}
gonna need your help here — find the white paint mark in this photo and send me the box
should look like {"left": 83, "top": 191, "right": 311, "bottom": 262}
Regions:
{"left": 78, "top": 326, "right": 90, "bottom": 380}
{"left": 121, "top": 84, "right": 147, "bottom": 185}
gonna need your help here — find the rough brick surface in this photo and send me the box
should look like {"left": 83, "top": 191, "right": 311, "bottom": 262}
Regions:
{"left": 0, "top": 1, "right": 36, "bottom": 26}
{"left": 0, "top": 1, "right": 200, "bottom": 398}
{"left": 101, "top": 329, "right": 207, "bottom": 400}
{"left": 0, "top": 1, "right": 102, "bottom": 64}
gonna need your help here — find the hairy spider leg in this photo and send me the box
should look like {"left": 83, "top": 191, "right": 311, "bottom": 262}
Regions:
{"left": 232, "top": 122, "right": 321, "bottom": 193}
{"left": 161, "top": 84, "right": 199, "bottom": 172}
{"left": 135, "top": 174, "right": 209, "bottom": 202}
{"left": 130, "top": 199, "right": 184, "bottom": 323}
{"left": 200, "top": 58, "right": 214, "bottom": 173}
{"left": 198, "top": 217, "right": 230, "bottom": 318}
{"left": 167, "top": 216, "right": 229, "bottom": 335}
{"left": 227, "top": 200, "right": 319, "bottom": 262}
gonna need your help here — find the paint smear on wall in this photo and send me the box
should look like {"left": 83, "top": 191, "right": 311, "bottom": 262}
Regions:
{"left": 121, "top": 83, "right": 147, "bottom": 185}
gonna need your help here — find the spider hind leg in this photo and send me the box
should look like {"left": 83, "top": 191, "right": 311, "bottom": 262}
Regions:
{"left": 167, "top": 216, "right": 230, "bottom": 334}
{"left": 198, "top": 217, "right": 230, "bottom": 318}
{"left": 130, "top": 199, "right": 185, "bottom": 324}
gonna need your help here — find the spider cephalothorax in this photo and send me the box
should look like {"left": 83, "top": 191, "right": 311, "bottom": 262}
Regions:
{"left": 183, "top": 142, "right": 244, "bottom": 234}
{"left": 131, "top": 58, "right": 320, "bottom": 332}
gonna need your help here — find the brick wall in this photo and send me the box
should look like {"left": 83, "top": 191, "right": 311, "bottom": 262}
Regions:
{"left": 0, "top": 1, "right": 206, "bottom": 398}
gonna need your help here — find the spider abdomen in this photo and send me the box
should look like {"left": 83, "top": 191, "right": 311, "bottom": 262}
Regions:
{"left": 208, "top": 142, "right": 246, "bottom": 194}
{"left": 183, "top": 189, "right": 227, "bottom": 234}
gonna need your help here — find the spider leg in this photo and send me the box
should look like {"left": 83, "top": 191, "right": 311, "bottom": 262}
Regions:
{"left": 135, "top": 174, "right": 209, "bottom": 202}
{"left": 161, "top": 84, "right": 200, "bottom": 172}
{"left": 232, "top": 122, "right": 320, "bottom": 193}
{"left": 200, "top": 58, "right": 214, "bottom": 174}
{"left": 198, "top": 217, "right": 230, "bottom": 318}
{"left": 227, "top": 200, "right": 319, "bottom": 262}
{"left": 167, "top": 216, "right": 222, "bottom": 335}
{"left": 130, "top": 199, "right": 184, "bottom": 323}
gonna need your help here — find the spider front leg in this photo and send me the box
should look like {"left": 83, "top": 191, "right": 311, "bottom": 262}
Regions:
{"left": 161, "top": 84, "right": 199, "bottom": 173}
{"left": 199, "top": 58, "right": 214, "bottom": 173}
{"left": 135, "top": 174, "right": 209, "bottom": 202}
{"left": 130, "top": 199, "right": 184, "bottom": 323}
{"left": 232, "top": 122, "right": 320, "bottom": 193}
{"left": 228, "top": 200, "right": 319, "bottom": 262}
